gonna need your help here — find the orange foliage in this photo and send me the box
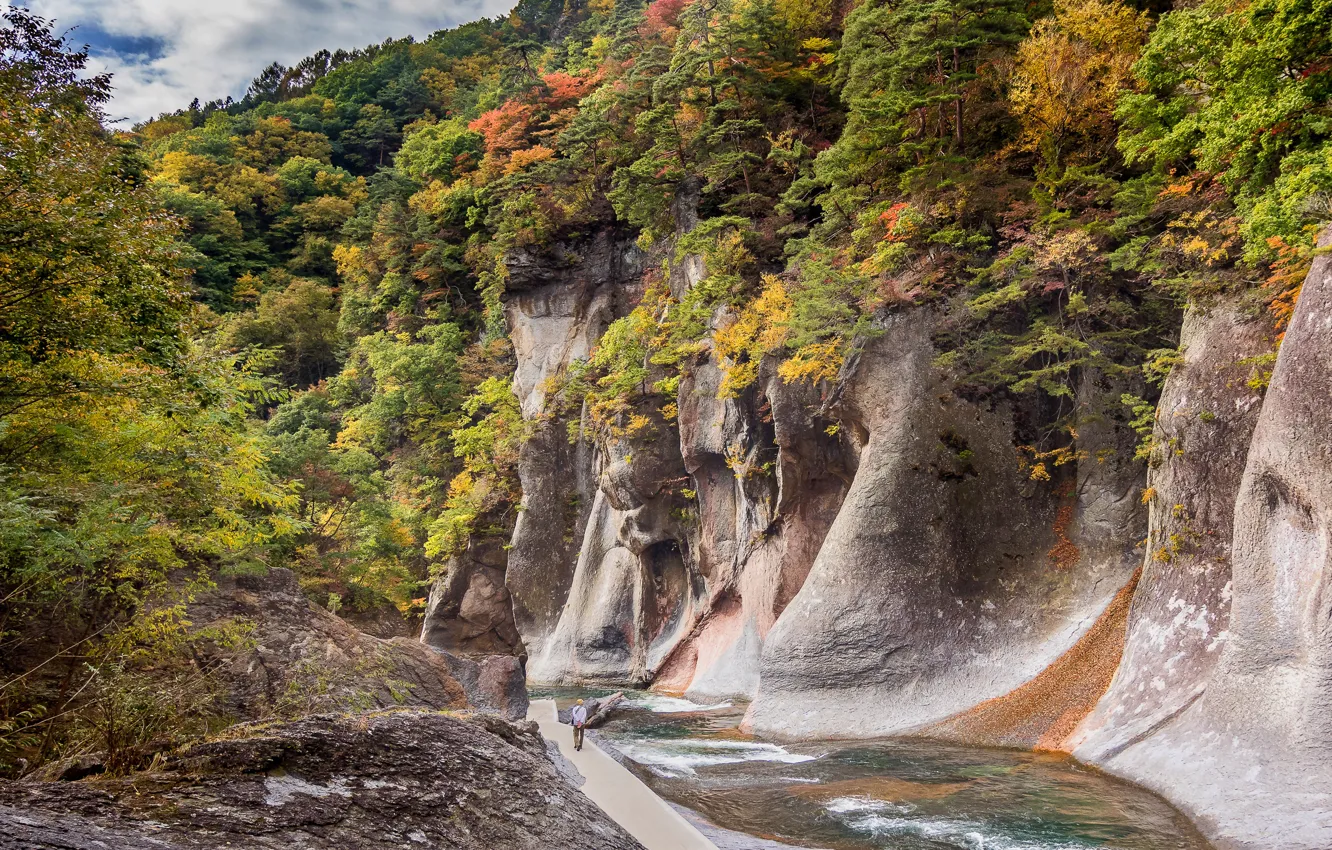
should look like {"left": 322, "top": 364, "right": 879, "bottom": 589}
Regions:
{"left": 541, "top": 69, "right": 603, "bottom": 104}
{"left": 878, "top": 202, "right": 915, "bottom": 242}
{"left": 1263, "top": 235, "right": 1313, "bottom": 340}
{"left": 505, "top": 144, "right": 556, "bottom": 174}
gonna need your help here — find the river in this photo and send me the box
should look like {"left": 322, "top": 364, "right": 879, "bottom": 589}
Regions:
{"left": 533, "top": 688, "right": 1213, "bottom": 850}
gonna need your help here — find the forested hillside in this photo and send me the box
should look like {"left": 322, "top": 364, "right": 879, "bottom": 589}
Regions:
{"left": 1, "top": 0, "right": 1329, "bottom": 779}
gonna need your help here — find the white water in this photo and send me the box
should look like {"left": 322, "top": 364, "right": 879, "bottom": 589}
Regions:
{"left": 616, "top": 737, "right": 819, "bottom": 777}
{"left": 626, "top": 694, "right": 734, "bottom": 713}
{"left": 823, "top": 796, "right": 1092, "bottom": 850}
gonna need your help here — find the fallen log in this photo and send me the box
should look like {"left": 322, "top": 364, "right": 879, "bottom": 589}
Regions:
{"left": 557, "top": 692, "right": 627, "bottom": 728}
{"left": 585, "top": 692, "right": 625, "bottom": 728}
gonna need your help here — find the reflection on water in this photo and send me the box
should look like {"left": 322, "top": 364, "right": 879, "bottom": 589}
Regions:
{"left": 531, "top": 688, "right": 1213, "bottom": 850}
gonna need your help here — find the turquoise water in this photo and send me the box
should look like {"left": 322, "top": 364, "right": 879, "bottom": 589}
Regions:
{"left": 533, "top": 688, "right": 1213, "bottom": 850}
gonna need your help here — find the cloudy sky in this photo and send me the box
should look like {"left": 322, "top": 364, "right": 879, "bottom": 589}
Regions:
{"left": 14, "top": 0, "right": 514, "bottom": 125}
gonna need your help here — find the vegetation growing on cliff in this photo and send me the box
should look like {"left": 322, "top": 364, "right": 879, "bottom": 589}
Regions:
{"left": 1, "top": 0, "right": 1329, "bottom": 775}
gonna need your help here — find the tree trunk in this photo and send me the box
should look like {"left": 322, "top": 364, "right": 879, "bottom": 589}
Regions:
{"left": 953, "top": 46, "right": 964, "bottom": 152}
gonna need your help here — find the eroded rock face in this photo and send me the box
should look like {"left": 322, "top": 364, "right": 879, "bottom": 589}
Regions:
{"left": 1072, "top": 302, "right": 1269, "bottom": 761}
{"left": 450, "top": 230, "right": 645, "bottom": 669}
{"left": 747, "top": 315, "right": 1144, "bottom": 739}
{"left": 1073, "top": 233, "right": 1332, "bottom": 850}
{"left": 0, "top": 711, "right": 640, "bottom": 850}
{"left": 528, "top": 415, "right": 698, "bottom": 685}
{"left": 506, "top": 416, "right": 600, "bottom": 661}
{"left": 526, "top": 317, "right": 849, "bottom": 693}
{"left": 419, "top": 212, "right": 1332, "bottom": 848}
{"left": 654, "top": 357, "right": 848, "bottom": 701}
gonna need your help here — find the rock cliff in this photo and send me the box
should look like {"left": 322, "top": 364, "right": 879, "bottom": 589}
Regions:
{"left": 748, "top": 315, "right": 1143, "bottom": 738}
{"left": 1070, "top": 232, "right": 1332, "bottom": 850}
{"left": 419, "top": 224, "right": 1332, "bottom": 849}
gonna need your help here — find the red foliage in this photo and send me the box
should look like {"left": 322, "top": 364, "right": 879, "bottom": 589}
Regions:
{"left": 469, "top": 100, "right": 534, "bottom": 155}
{"left": 641, "top": 0, "right": 690, "bottom": 39}
{"left": 541, "top": 69, "right": 602, "bottom": 104}
{"left": 878, "top": 202, "right": 910, "bottom": 241}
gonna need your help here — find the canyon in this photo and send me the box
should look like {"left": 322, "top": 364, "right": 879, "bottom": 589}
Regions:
{"left": 422, "top": 225, "right": 1332, "bottom": 850}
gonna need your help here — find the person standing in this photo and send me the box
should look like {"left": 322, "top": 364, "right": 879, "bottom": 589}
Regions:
{"left": 571, "top": 699, "right": 588, "bottom": 751}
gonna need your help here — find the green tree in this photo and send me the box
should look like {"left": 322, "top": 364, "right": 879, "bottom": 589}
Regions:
{"left": 1117, "top": 0, "right": 1332, "bottom": 261}
{"left": 0, "top": 9, "right": 297, "bottom": 773}
{"left": 221, "top": 279, "right": 345, "bottom": 386}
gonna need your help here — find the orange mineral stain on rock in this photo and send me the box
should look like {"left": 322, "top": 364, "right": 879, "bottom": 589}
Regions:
{"left": 923, "top": 568, "right": 1141, "bottom": 752}
{"left": 652, "top": 641, "right": 697, "bottom": 693}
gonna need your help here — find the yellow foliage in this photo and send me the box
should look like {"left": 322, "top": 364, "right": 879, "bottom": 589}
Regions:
{"left": 624, "top": 413, "right": 654, "bottom": 438}
{"left": 713, "top": 275, "right": 793, "bottom": 397}
{"left": 1158, "top": 208, "right": 1243, "bottom": 269}
{"left": 137, "top": 113, "right": 194, "bottom": 142}
{"left": 333, "top": 244, "right": 364, "bottom": 279}
{"left": 774, "top": 0, "right": 837, "bottom": 34}
{"left": 420, "top": 67, "right": 457, "bottom": 111}
{"left": 1009, "top": 0, "right": 1148, "bottom": 164}
{"left": 777, "top": 339, "right": 844, "bottom": 385}
{"left": 233, "top": 273, "right": 263, "bottom": 304}
{"left": 1017, "top": 441, "right": 1086, "bottom": 481}
{"left": 154, "top": 151, "right": 217, "bottom": 186}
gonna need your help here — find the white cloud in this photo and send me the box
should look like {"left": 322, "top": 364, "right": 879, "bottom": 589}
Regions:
{"left": 14, "top": 0, "right": 515, "bottom": 124}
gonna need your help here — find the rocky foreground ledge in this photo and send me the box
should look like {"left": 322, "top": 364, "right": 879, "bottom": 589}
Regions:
{"left": 0, "top": 710, "right": 641, "bottom": 850}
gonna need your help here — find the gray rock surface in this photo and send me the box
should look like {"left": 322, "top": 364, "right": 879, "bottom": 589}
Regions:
{"left": 1073, "top": 301, "right": 1269, "bottom": 761}
{"left": 446, "top": 229, "right": 644, "bottom": 669}
{"left": 506, "top": 415, "right": 599, "bottom": 661}
{"left": 747, "top": 314, "right": 1143, "bottom": 738}
{"left": 0, "top": 711, "right": 640, "bottom": 850}
{"left": 421, "top": 538, "right": 526, "bottom": 657}
{"left": 654, "top": 356, "right": 848, "bottom": 701}
{"left": 1074, "top": 231, "right": 1332, "bottom": 850}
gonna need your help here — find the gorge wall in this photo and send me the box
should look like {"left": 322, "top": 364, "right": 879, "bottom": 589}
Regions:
{"left": 420, "top": 227, "right": 1332, "bottom": 850}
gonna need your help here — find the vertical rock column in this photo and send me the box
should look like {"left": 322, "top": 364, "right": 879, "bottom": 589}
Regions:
{"left": 1080, "top": 230, "right": 1332, "bottom": 850}
{"left": 1072, "top": 301, "right": 1270, "bottom": 759}
{"left": 653, "top": 357, "right": 849, "bottom": 701}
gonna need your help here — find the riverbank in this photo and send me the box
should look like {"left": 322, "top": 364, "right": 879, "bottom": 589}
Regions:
{"left": 533, "top": 688, "right": 1215, "bottom": 850}
{"left": 526, "top": 699, "right": 718, "bottom": 850}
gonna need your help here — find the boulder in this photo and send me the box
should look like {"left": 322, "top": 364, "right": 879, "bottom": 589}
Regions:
{"left": 421, "top": 538, "right": 525, "bottom": 658}
{"left": 191, "top": 567, "right": 527, "bottom": 722}
{"left": 0, "top": 711, "right": 641, "bottom": 850}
